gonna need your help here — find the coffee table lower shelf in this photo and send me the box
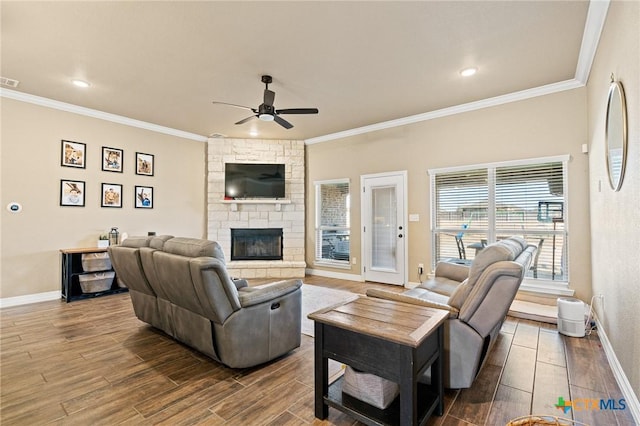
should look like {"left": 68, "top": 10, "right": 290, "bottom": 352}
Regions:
{"left": 325, "top": 376, "right": 440, "bottom": 426}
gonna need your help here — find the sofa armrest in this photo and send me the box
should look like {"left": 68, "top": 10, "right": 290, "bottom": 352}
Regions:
{"left": 366, "top": 288, "right": 459, "bottom": 318}
{"left": 238, "top": 279, "right": 302, "bottom": 308}
{"left": 434, "top": 261, "right": 470, "bottom": 282}
{"left": 232, "top": 278, "right": 249, "bottom": 290}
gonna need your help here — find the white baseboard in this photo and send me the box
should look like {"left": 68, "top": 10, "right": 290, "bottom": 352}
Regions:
{"left": 595, "top": 315, "right": 640, "bottom": 424}
{"left": 305, "top": 268, "right": 363, "bottom": 282}
{"left": 305, "top": 269, "right": 422, "bottom": 289}
{"left": 0, "top": 291, "right": 61, "bottom": 308}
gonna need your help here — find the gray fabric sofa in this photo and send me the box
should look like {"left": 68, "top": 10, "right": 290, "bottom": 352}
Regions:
{"left": 109, "top": 236, "right": 302, "bottom": 368}
{"left": 366, "top": 236, "right": 536, "bottom": 389}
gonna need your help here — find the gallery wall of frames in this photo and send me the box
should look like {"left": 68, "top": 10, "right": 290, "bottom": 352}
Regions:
{"left": 59, "top": 139, "right": 155, "bottom": 209}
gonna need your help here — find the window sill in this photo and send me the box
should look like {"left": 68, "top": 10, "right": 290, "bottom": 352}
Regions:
{"left": 313, "top": 260, "right": 351, "bottom": 270}
{"left": 519, "top": 279, "right": 575, "bottom": 297}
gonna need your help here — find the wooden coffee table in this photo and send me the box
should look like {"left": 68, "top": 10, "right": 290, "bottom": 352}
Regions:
{"left": 308, "top": 295, "right": 448, "bottom": 426}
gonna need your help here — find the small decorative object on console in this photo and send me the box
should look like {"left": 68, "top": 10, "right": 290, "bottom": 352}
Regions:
{"left": 108, "top": 227, "right": 119, "bottom": 246}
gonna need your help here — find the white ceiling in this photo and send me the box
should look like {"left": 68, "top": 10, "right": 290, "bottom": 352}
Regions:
{"left": 1, "top": 1, "right": 597, "bottom": 142}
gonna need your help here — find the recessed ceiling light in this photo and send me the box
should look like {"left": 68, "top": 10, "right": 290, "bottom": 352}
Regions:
{"left": 460, "top": 67, "right": 477, "bottom": 77}
{"left": 71, "top": 79, "right": 90, "bottom": 88}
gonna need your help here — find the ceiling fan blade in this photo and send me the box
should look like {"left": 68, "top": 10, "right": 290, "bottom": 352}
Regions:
{"left": 235, "top": 115, "right": 257, "bottom": 125}
{"left": 273, "top": 114, "right": 293, "bottom": 129}
{"left": 276, "top": 108, "right": 319, "bottom": 115}
{"left": 212, "top": 101, "right": 255, "bottom": 112}
{"left": 263, "top": 89, "right": 275, "bottom": 107}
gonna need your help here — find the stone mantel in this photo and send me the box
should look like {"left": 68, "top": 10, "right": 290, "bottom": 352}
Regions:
{"left": 221, "top": 198, "right": 291, "bottom": 212}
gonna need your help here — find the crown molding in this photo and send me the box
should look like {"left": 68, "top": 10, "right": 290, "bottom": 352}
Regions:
{"left": 0, "top": 88, "right": 208, "bottom": 142}
{"left": 3, "top": 1, "right": 608, "bottom": 146}
{"left": 575, "top": 0, "right": 610, "bottom": 84}
{"left": 305, "top": 79, "right": 584, "bottom": 145}
{"left": 306, "top": 0, "right": 609, "bottom": 146}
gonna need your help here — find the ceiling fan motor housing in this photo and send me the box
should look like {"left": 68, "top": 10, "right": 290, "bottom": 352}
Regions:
{"left": 259, "top": 104, "right": 274, "bottom": 114}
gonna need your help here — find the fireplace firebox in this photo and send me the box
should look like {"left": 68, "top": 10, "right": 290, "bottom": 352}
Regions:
{"left": 231, "top": 228, "right": 283, "bottom": 261}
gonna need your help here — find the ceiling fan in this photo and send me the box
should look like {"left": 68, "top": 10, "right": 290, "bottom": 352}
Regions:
{"left": 212, "top": 75, "right": 318, "bottom": 129}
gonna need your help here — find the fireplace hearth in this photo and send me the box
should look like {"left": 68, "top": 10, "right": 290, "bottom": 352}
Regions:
{"left": 231, "top": 228, "right": 283, "bottom": 261}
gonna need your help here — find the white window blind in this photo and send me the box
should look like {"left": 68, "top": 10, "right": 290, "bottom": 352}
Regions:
{"left": 431, "top": 158, "right": 568, "bottom": 282}
{"left": 315, "top": 180, "right": 350, "bottom": 265}
{"left": 433, "top": 169, "right": 489, "bottom": 261}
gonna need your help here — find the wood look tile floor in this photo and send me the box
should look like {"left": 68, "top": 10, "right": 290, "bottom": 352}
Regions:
{"left": 1, "top": 276, "right": 635, "bottom": 426}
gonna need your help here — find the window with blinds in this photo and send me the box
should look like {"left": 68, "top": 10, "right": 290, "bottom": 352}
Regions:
{"left": 430, "top": 157, "right": 568, "bottom": 282}
{"left": 315, "top": 179, "right": 350, "bottom": 265}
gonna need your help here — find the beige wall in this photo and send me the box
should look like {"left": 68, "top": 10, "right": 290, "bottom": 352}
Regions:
{"left": 306, "top": 88, "right": 591, "bottom": 300}
{"left": 1, "top": 98, "right": 206, "bottom": 299}
{"left": 587, "top": 0, "right": 640, "bottom": 400}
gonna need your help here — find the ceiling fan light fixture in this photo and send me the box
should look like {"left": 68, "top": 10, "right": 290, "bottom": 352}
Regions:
{"left": 460, "top": 67, "right": 478, "bottom": 77}
{"left": 258, "top": 113, "right": 274, "bottom": 122}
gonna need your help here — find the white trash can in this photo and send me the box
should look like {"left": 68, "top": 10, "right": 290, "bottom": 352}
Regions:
{"left": 557, "top": 297, "right": 585, "bottom": 337}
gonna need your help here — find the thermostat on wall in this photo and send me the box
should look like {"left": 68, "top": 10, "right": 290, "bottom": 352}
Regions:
{"left": 7, "top": 202, "right": 22, "bottom": 213}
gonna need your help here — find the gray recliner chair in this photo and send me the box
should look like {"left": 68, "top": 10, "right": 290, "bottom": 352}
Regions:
{"left": 366, "top": 236, "right": 536, "bottom": 389}
{"left": 110, "top": 236, "right": 302, "bottom": 369}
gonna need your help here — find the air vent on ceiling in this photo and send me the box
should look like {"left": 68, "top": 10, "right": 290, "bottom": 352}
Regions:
{"left": 0, "top": 77, "right": 20, "bottom": 88}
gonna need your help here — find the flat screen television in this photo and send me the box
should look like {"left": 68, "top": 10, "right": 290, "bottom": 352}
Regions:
{"left": 225, "top": 163, "right": 285, "bottom": 199}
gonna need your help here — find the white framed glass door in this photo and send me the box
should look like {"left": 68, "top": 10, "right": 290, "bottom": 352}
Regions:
{"left": 361, "top": 171, "right": 407, "bottom": 285}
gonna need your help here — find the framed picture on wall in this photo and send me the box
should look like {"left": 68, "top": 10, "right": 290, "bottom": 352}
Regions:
{"left": 61, "top": 140, "right": 86, "bottom": 168}
{"left": 135, "top": 185, "right": 153, "bottom": 209}
{"left": 60, "top": 179, "right": 85, "bottom": 207}
{"left": 102, "top": 147, "right": 123, "bottom": 173}
{"left": 135, "top": 152, "right": 154, "bottom": 176}
{"left": 101, "top": 183, "right": 123, "bottom": 208}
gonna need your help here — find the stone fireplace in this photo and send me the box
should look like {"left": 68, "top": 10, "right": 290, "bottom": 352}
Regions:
{"left": 207, "top": 138, "right": 306, "bottom": 278}
{"left": 231, "top": 228, "right": 283, "bottom": 261}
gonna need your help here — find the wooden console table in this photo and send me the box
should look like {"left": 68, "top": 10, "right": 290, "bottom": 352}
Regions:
{"left": 60, "top": 247, "right": 127, "bottom": 302}
{"left": 308, "top": 296, "right": 448, "bottom": 426}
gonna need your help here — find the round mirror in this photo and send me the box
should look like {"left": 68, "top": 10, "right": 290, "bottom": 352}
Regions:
{"left": 605, "top": 79, "right": 628, "bottom": 191}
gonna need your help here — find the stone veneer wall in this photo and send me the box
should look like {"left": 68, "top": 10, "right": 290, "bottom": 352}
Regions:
{"left": 207, "top": 138, "right": 306, "bottom": 278}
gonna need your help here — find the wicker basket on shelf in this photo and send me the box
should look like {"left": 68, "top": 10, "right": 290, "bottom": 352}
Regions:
{"left": 78, "top": 272, "right": 115, "bottom": 293}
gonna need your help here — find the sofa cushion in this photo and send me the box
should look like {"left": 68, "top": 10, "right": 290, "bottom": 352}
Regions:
{"left": 434, "top": 261, "right": 470, "bottom": 283}
{"left": 163, "top": 237, "right": 225, "bottom": 260}
{"left": 121, "top": 236, "right": 151, "bottom": 248}
{"left": 404, "top": 287, "right": 450, "bottom": 305}
{"left": 498, "top": 236, "right": 527, "bottom": 257}
{"left": 447, "top": 278, "right": 472, "bottom": 310}
{"left": 467, "top": 239, "right": 518, "bottom": 287}
{"left": 149, "top": 235, "right": 174, "bottom": 249}
{"left": 419, "top": 277, "right": 461, "bottom": 297}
